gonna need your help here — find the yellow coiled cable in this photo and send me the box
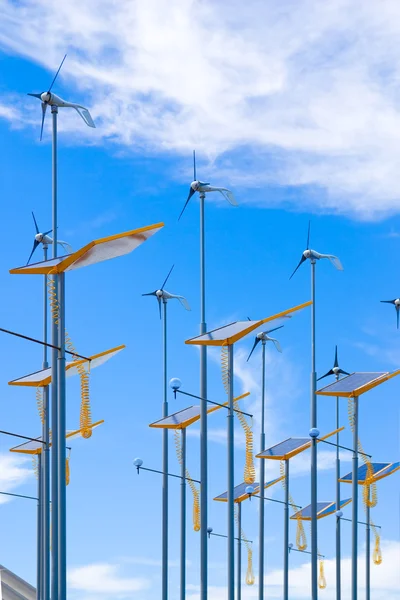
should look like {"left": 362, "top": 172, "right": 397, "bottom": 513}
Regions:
{"left": 280, "top": 460, "right": 307, "bottom": 551}
{"left": 348, "top": 398, "right": 377, "bottom": 508}
{"left": 221, "top": 344, "right": 255, "bottom": 484}
{"left": 318, "top": 558, "right": 327, "bottom": 589}
{"left": 47, "top": 272, "right": 93, "bottom": 440}
{"left": 174, "top": 430, "right": 200, "bottom": 532}
{"left": 371, "top": 522, "right": 382, "bottom": 565}
{"left": 234, "top": 504, "right": 255, "bottom": 585}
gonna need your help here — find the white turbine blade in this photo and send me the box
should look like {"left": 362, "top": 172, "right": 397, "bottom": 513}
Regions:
{"left": 73, "top": 105, "right": 96, "bottom": 128}
{"left": 270, "top": 338, "right": 282, "bottom": 353}
{"left": 219, "top": 188, "right": 238, "bottom": 206}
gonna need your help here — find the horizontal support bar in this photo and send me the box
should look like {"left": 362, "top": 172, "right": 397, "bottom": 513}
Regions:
{"left": 209, "top": 531, "right": 253, "bottom": 543}
{"left": 316, "top": 436, "right": 372, "bottom": 458}
{"left": 289, "top": 547, "right": 325, "bottom": 558}
{"left": 251, "top": 493, "right": 301, "bottom": 509}
{"left": 0, "top": 326, "right": 91, "bottom": 361}
{"left": 176, "top": 389, "right": 253, "bottom": 418}
{"left": 0, "top": 490, "right": 38, "bottom": 501}
{"left": 341, "top": 516, "right": 381, "bottom": 529}
{"left": 135, "top": 465, "right": 200, "bottom": 484}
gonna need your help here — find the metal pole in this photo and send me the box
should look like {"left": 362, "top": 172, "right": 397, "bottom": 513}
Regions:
{"left": 227, "top": 345, "right": 235, "bottom": 600}
{"left": 57, "top": 272, "right": 66, "bottom": 600}
{"left": 180, "top": 428, "right": 186, "bottom": 600}
{"left": 310, "top": 259, "right": 318, "bottom": 600}
{"left": 351, "top": 396, "right": 359, "bottom": 600}
{"left": 366, "top": 487, "right": 370, "bottom": 600}
{"left": 237, "top": 502, "right": 242, "bottom": 600}
{"left": 162, "top": 299, "right": 168, "bottom": 600}
{"left": 37, "top": 452, "right": 42, "bottom": 600}
{"left": 199, "top": 191, "right": 208, "bottom": 600}
{"left": 336, "top": 389, "right": 341, "bottom": 600}
{"left": 258, "top": 341, "right": 266, "bottom": 600}
{"left": 50, "top": 105, "right": 59, "bottom": 600}
{"left": 42, "top": 245, "right": 50, "bottom": 600}
{"left": 283, "top": 459, "right": 289, "bottom": 600}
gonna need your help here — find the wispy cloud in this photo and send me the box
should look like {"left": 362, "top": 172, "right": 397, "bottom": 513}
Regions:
{"left": 3, "top": 1, "right": 400, "bottom": 216}
{"left": 68, "top": 563, "right": 150, "bottom": 598}
{"left": 0, "top": 453, "right": 33, "bottom": 503}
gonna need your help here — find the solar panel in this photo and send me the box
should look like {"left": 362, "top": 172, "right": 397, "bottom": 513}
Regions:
{"left": 318, "top": 498, "right": 351, "bottom": 518}
{"left": 291, "top": 498, "right": 351, "bottom": 520}
{"left": 340, "top": 462, "right": 400, "bottom": 484}
{"left": 9, "top": 345, "right": 125, "bottom": 387}
{"left": 150, "top": 406, "right": 201, "bottom": 429}
{"left": 10, "top": 223, "right": 164, "bottom": 275}
{"left": 10, "top": 420, "right": 104, "bottom": 453}
{"left": 291, "top": 502, "right": 330, "bottom": 520}
{"left": 316, "top": 372, "right": 388, "bottom": 397}
{"left": 10, "top": 437, "right": 44, "bottom": 455}
{"left": 214, "top": 477, "right": 283, "bottom": 503}
{"left": 256, "top": 438, "right": 310, "bottom": 460}
{"left": 185, "top": 302, "right": 312, "bottom": 346}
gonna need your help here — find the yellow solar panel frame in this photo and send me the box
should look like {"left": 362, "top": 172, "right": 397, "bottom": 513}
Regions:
{"left": 9, "top": 223, "right": 164, "bottom": 275}
{"left": 255, "top": 427, "right": 344, "bottom": 461}
{"left": 9, "top": 420, "right": 104, "bottom": 454}
{"left": 8, "top": 345, "right": 125, "bottom": 387}
{"left": 185, "top": 301, "right": 312, "bottom": 347}
{"left": 213, "top": 476, "right": 284, "bottom": 504}
{"left": 149, "top": 392, "right": 250, "bottom": 429}
{"left": 339, "top": 462, "right": 400, "bottom": 484}
{"left": 291, "top": 498, "right": 352, "bottom": 521}
{"left": 316, "top": 370, "right": 400, "bottom": 398}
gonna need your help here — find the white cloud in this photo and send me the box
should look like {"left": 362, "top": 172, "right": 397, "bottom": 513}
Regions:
{"left": 0, "top": 453, "right": 33, "bottom": 503}
{"left": 68, "top": 563, "right": 150, "bottom": 598}
{"left": 187, "top": 540, "right": 400, "bottom": 599}
{"left": 3, "top": 1, "right": 400, "bottom": 216}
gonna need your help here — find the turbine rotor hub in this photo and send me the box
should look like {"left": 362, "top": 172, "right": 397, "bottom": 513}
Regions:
{"left": 41, "top": 92, "right": 51, "bottom": 103}
{"left": 332, "top": 366, "right": 340, "bottom": 374}
{"left": 191, "top": 181, "right": 200, "bottom": 191}
{"left": 156, "top": 289, "right": 164, "bottom": 298}
{"left": 395, "top": 299, "right": 400, "bottom": 307}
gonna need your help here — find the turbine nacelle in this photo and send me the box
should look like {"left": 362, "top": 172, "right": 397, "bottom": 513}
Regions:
{"left": 34, "top": 232, "right": 53, "bottom": 244}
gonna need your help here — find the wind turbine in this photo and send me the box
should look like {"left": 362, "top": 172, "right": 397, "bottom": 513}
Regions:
{"left": 290, "top": 222, "right": 343, "bottom": 600}
{"left": 178, "top": 151, "right": 237, "bottom": 600}
{"left": 143, "top": 265, "right": 190, "bottom": 600}
{"left": 247, "top": 324, "right": 285, "bottom": 600}
{"left": 28, "top": 55, "right": 96, "bottom": 600}
{"left": 28, "top": 212, "right": 72, "bottom": 264}
{"left": 28, "top": 55, "right": 95, "bottom": 141}
{"left": 380, "top": 299, "right": 400, "bottom": 329}
{"left": 317, "top": 346, "right": 349, "bottom": 600}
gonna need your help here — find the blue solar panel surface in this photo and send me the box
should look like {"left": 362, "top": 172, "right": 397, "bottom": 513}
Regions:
{"left": 381, "top": 462, "right": 400, "bottom": 476}
{"left": 318, "top": 498, "right": 351, "bottom": 517}
{"left": 258, "top": 437, "right": 309, "bottom": 458}
{"left": 215, "top": 481, "right": 260, "bottom": 501}
{"left": 292, "top": 502, "right": 329, "bottom": 519}
{"left": 341, "top": 462, "right": 398, "bottom": 482}
{"left": 153, "top": 405, "right": 200, "bottom": 427}
{"left": 317, "top": 372, "right": 387, "bottom": 394}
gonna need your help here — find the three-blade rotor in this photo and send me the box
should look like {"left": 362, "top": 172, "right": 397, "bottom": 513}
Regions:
{"left": 317, "top": 345, "right": 350, "bottom": 381}
{"left": 178, "top": 150, "right": 237, "bottom": 220}
{"left": 247, "top": 325, "right": 284, "bottom": 362}
{"left": 289, "top": 221, "right": 343, "bottom": 279}
{"left": 142, "top": 265, "right": 190, "bottom": 319}
{"left": 27, "top": 212, "right": 52, "bottom": 265}
{"left": 380, "top": 299, "right": 400, "bottom": 329}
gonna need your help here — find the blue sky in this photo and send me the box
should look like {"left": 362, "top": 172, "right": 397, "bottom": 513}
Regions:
{"left": 0, "top": 1, "right": 399, "bottom": 599}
